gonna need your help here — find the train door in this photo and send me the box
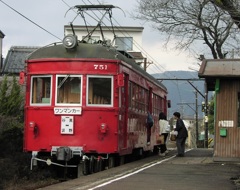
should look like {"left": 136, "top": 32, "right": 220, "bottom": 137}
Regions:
{"left": 119, "top": 73, "right": 128, "bottom": 150}
{"left": 148, "top": 87, "right": 153, "bottom": 112}
{"left": 147, "top": 87, "right": 153, "bottom": 144}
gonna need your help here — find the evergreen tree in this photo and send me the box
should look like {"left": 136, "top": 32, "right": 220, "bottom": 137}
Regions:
{"left": 208, "top": 96, "right": 215, "bottom": 134}
{"left": 0, "top": 76, "right": 9, "bottom": 115}
{"left": 7, "top": 76, "right": 23, "bottom": 117}
{"left": 0, "top": 75, "right": 23, "bottom": 117}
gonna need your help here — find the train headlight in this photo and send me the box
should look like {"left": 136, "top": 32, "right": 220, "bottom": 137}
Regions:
{"left": 100, "top": 123, "right": 108, "bottom": 134}
{"left": 29, "top": 121, "right": 36, "bottom": 128}
{"left": 63, "top": 34, "right": 78, "bottom": 49}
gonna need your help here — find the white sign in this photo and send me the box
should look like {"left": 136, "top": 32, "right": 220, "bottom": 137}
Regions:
{"left": 54, "top": 107, "right": 82, "bottom": 115}
{"left": 61, "top": 116, "right": 74, "bottom": 134}
{"left": 218, "top": 120, "right": 234, "bottom": 127}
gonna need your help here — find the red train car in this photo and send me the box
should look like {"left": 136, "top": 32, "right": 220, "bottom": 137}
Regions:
{"left": 22, "top": 5, "right": 169, "bottom": 176}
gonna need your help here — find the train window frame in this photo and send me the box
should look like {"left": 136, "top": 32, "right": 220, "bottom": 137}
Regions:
{"left": 86, "top": 75, "right": 113, "bottom": 107}
{"left": 55, "top": 75, "right": 82, "bottom": 106}
{"left": 30, "top": 75, "right": 52, "bottom": 106}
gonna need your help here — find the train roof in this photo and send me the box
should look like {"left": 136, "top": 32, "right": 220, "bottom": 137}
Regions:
{"left": 27, "top": 42, "right": 167, "bottom": 91}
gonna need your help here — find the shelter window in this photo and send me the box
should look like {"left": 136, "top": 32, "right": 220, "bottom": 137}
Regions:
{"left": 87, "top": 75, "right": 113, "bottom": 106}
{"left": 56, "top": 75, "right": 82, "bottom": 105}
{"left": 30, "top": 76, "right": 52, "bottom": 105}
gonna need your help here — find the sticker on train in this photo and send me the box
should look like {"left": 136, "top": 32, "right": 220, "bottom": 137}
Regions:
{"left": 54, "top": 107, "right": 82, "bottom": 115}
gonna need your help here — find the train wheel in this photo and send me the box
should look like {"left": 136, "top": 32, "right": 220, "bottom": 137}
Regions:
{"left": 108, "top": 156, "right": 115, "bottom": 169}
{"left": 94, "top": 159, "right": 99, "bottom": 173}
{"left": 96, "top": 158, "right": 103, "bottom": 172}
{"left": 89, "top": 156, "right": 95, "bottom": 174}
{"left": 120, "top": 156, "right": 125, "bottom": 165}
{"left": 99, "top": 159, "right": 104, "bottom": 171}
{"left": 82, "top": 159, "right": 89, "bottom": 175}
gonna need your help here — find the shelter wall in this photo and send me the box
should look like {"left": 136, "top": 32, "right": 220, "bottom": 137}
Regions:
{"left": 214, "top": 79, "right": 240, "bottom": 161}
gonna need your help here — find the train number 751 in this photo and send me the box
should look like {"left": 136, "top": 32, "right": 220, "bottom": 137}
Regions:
{"left": 94, "top": 64, "right": 108, "bottom": 70}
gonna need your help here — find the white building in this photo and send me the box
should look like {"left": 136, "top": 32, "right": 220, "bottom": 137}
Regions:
{"left": 64, "top": 25, "right": 145, "bottom": 66}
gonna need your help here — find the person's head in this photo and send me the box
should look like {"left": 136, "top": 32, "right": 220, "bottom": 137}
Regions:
{"left": 159, "top": 112, "right": 167, "bottom": 120}
{"left": 173, "top": 112, "right": 181, "bottom": 119}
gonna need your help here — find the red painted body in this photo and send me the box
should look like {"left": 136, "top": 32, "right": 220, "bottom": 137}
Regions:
{"left": 23, "top": 43, "right": 168, "bottom": 160}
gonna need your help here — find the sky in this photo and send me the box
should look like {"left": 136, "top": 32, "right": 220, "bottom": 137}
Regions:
{"left": 0, "top": 0, "right": 199, "bottom": 73}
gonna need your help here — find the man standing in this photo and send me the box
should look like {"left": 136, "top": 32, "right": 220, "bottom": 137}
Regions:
{"left": 173, "top": 112, "right": 188, "bottom": 157}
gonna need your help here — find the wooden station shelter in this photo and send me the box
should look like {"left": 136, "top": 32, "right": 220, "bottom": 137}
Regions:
{"left": 199, "top": 59, "right": 240, "bottom": 161}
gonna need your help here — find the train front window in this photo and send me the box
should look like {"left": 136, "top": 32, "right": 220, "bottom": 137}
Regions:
{"left": 30, "top": 76, "right": 52, "bottom": 105}
{"left": 56, "top": 75, "right": 82, "bottom": 105}
{"left": 87, "top": 76, "right": 113, "bottom": 106}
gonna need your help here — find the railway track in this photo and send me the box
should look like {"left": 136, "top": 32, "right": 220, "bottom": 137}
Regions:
{"left": 37, "top": 149, "right": 177, "bottom": 190}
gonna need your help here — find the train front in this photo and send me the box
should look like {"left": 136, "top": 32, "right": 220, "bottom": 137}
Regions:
{"left": 23, "top": 36, "right": 124, "bottom": 173}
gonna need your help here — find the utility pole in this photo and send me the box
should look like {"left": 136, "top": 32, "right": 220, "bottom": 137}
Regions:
{"left": 177, "top": 91, "right": 199, "bottom": 147}
{"left": 195, "top": 91, "right": 198, "bottom": 143}
{"left": 204, "top": 81, "right": 208, "bottom": 148}
{"left": 143, "top": 58, "right": 147, "bottom": 71}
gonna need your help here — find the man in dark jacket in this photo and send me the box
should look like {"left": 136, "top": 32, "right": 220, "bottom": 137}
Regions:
{"left": 173, "top": 112, "right": 188, "bottom": 157}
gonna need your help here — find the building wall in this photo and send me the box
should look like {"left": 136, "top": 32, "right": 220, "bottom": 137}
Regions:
{"left": 0, "top": 37, "right": 2, "bottom": 56}
{"left": 214, "top": 79, "right": 240, "bottom": 161}
{"left": 0, "top": 35, "right": 3, "bottom": 70}
{"left": 64, "top": 26, "right": 143, "bottom": 52}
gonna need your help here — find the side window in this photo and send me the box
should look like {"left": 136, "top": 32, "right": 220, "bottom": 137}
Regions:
{"left": 153, "top": 94, "right": 161, "bottom": 116}
{"left": 56, "top": 75, "right": 82, "bottom": 105}
{"left": 30, "top": 76, "right": 51, "bottom": 105}
{"left": 128, "top": 82, "right": 148, "bottom": 113}
{"left": 128, "top": 81, "right": 132, "bottom": 108}
{"left": 87, "top": 76, "right": 113, "bottom": 106}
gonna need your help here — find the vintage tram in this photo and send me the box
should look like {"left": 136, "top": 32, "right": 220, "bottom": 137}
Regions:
{"left": 21, "top": 5, "right": 169, "bottom": 176}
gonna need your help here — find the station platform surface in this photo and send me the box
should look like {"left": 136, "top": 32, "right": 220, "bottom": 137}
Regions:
{"left": 39, "top": 148, "right": 240, "bottom": 190}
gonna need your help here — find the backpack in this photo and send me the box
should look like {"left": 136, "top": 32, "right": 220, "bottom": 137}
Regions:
{"left": 147, "top": 112, "right": 154, "bottom": 128}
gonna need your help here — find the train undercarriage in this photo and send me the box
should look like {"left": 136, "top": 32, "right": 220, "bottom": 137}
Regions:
{"left": 30, "top": 146, "right": 160, "bottom": 179}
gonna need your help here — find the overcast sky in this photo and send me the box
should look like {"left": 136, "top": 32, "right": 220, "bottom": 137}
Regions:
{"left": 0, "top": 0, "right": 199, "bottom": 73}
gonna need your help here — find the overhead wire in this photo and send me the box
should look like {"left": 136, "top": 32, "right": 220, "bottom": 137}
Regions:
{"left": 0, "top": 0, "right": 62, "bottom": 41}
{"left": 63, "top": 0, "right": 184, "bottom": 104}
{"left": 83, "top": 0, "right": 186, "bottom": 108}
{"left": 84, "top": 0, "right": 176, "bottom": 79}
{"left": 0, "top": 0, "right": 188, "bottom": 106}
{"left": 85, "top": 0, "right": 184, "bottom": 104}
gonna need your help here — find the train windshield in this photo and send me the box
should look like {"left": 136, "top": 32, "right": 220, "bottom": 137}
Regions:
{"left": 30, "top": 76, "right": 52, "bottom": 105}
{"left": 56, "top": 75, "right": 82, "bottom": 105}
{"left": 87, "top": 75, "right": 113, "bottom": 106}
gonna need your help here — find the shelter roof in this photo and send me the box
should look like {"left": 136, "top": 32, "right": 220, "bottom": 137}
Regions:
{"left": 199, "top": 59, "right": 240, "bottom": 77}
{"left": 198, "top": 59, "right": 240, "bottom": 91}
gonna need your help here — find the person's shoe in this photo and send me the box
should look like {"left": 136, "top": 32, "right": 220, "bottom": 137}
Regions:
{"left": 176, "top": 154, "right": 184, "bottom": 157}
{"left": 165, "top": 150, "right": 169, "bottom": 154}
{"left": 147, "top": 142, "right": 150, "bottom": 146}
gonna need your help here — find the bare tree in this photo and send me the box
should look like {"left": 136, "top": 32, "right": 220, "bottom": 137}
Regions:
{"left": 133, "top": 0, "right": 240, "bottom": 59}
{"left": 210, "top": 0, "right": 240, "bottom": 28}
